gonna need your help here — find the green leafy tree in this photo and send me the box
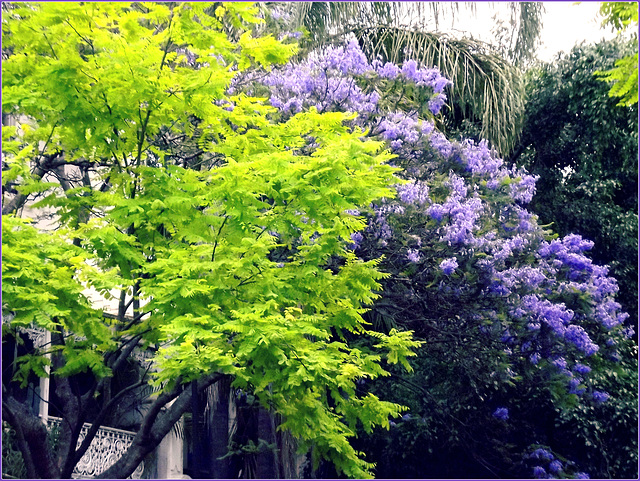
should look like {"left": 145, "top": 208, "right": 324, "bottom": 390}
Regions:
{"left": 2, "top": 3, "right": 419, "bottom": 478}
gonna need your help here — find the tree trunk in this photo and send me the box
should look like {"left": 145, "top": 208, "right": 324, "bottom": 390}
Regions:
{"left": 208, "top": 376, "right": 233, "bottom": 478}
{"left": 255, "top": 406, "right": 278, "bottom": 479}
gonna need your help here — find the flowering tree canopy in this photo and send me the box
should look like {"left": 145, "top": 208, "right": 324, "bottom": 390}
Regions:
{"left": 243, "top": 39, "right": 636, "bottom": 478}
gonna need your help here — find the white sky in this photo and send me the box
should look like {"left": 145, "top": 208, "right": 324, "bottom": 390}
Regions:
{"left": 437, "top": 1, "right": 618, "bottom": 63}
{"left": 536, "top": 2, "right": 618, "bottom": 61}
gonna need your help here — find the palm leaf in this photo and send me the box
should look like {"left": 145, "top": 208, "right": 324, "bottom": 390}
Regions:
{"left": 506, "top": 2, "right": 545, "bottom": 67}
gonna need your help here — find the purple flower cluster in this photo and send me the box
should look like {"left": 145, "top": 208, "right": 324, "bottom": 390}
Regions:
{"left": 407, "top": 249, "right": 421, "bottom": 263}
{"left": 528, "top": 447, "right": 570, "bottom": 479}
{"left": 440, "top": 258, "right": 458, "bottom": 275}
{"left": 396, "top": 180, "right": 430, "bottom": 205}
{"left": 492, "top": 407, "right": 509, "bottom": 420}
{"left": 263, "top": 40, "right": 452, "bottom": 124}
{"left": 263, "top": 41, "right": 379, "bottom": 117}
{"left": 373, "top": 58, "right": 451, "bottom": 115}
{"left": 380, "top": 112, "right": 421, "bottom": 147}
{"left": 591, "top": 390, "right": 610, "bottom": 403}
{"left": 448, "top": 139, "right": 539, "bottom": 204}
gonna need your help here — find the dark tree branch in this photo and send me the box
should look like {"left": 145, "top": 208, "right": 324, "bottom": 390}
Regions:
{"left": 72, "top": 379, "right": 149, "bottom": 469}
{"left": 95, "top": 372, "right": 224, "bottom": 479}
{"left": 2, "top": 163, "right": 47, "bottom": 215}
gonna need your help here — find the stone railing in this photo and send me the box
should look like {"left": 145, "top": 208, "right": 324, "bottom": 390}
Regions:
{"left": 48, "top": 417, "right": 144, "bottom": 479}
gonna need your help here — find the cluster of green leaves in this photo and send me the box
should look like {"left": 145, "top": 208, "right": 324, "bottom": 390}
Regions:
{"left": 2, "top": 2, "right": 423, "bottom": 478}
{"left": 2, "top": 215, "right": 118, "bottom": 383}
{"left": 594, "top": 1, "right": 639, "bottom": 106}
{"left": 2, "top": 422, "right": 28, "bottom": 479}
{"left": 2, "top": 2, "right": 293, "bottom": 169}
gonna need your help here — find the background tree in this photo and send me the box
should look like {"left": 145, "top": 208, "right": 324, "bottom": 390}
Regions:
{"left": 595, "top": 1, "right": 639, "bottom": 106}
{"left": 2, "top": 3, "right": 419, "bottom": 478}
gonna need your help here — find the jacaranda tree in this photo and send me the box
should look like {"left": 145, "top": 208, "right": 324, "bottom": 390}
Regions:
{"left": 242, "top": 39, "right": 637, "bottom": 478}
{"left": 2, "top": 3, "right": 420, "bottom": 478}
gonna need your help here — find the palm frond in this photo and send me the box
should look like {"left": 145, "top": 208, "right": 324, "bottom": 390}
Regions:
{"left": 353, "top": 26, "right": 525, "bottom": 156}
{"left": 508, "top": 2, "right": 545, "bottom": 67}
{"left": 289, "top": 2, "right": 478, "bottom": 46}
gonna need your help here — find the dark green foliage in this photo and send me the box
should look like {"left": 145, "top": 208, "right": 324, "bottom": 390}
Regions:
{"left": 554, "top": 342, "right": 638, "bottom": 478}
{"left": 2, "top": 423, "right": 28, "bottom": 479}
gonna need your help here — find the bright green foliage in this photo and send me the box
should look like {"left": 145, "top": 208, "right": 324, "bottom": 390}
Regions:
{"left": 2, "top": 3, "right": 420, "bottom": 478}
{"left": 595, "top": 52, "right": 639, "bottom": 106}
{"left": 595, "top": 2, "right": 639, "bottom": 106}
{"left": 2, "top": 216, "right": 117, "bottom": 383}
{"left": 600, "top": 2, "right": 638, "bottom": 32}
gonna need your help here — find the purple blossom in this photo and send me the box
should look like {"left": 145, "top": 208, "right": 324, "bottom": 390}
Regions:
{"left": 278, "top": 31, "right": 303, "bottom": 41}
{"left": 440, "top": 258, "right": 458, "bottom": 275}
{"left": 397, "top": 180, "right": 430, "bottom": 205}
{"left": 407, "top": 249, "right": 421, "bottom": 263}
{"left": 530, "top": 448, "right": 554, "bottom": 461}
{"left": 427, "top": 203, "right": 445, "bottom": 222}
{"left": 563, "top": 234, "right": 594, "bottom": 252}
{"left": 350, "top": 232, "right": 363, "bottom": 250}
{"left": 446, "top": 173, "right": 468, "bottom": 199}
{"left": 533, "top": 466, "right": 547, "bottom": 478}
{"left": 376, "top": 61, "right": 400, "bottom": 79}
{"left": 420, "top": 120, "right": 435, "bottom": 135}
{"left": 509, "top": 170, "right": 538, "bottom": 203}
{"left": 401, "top": 59, "right": 419, "bottom": 80}
{"left": 564, "top": 325, "right": 599, "bottom": 356}
{"left": 441, "top": 197, "right": 483, "bottom": 245}
{"left": 552, "top": 357, "right": 567, "bottom": 370}
{"left": 521, "top": 295, "right": 574, "bottom": 337}
{"left": 492, "top": 407, "right": 509, "bottom": 420}
{"left": 549, "top": 460, "right": 563, "bottom": 473}
{"left": 569, "top": 377, "right": 586, "bottom": 395}
{"left": 429, "top": 131, "right": 453, "bottom": 157}
{"left": 460, "top": 139, "right": 503, "bottom": 176}
{"left": 592, "top": 390, "right": 610, "bottom": 403}
{"left": 379, "top": 112, "right": 420, "bottom": 143}
{"left": 573, "top": 363, "right": 591, "bottom": 375}
{"left": 428, "top": 94, "right": 447, "bottom": 115}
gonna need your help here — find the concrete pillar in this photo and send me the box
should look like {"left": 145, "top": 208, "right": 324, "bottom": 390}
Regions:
{"left": 156, "top": 416, "right": 187, "bottom": 479}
